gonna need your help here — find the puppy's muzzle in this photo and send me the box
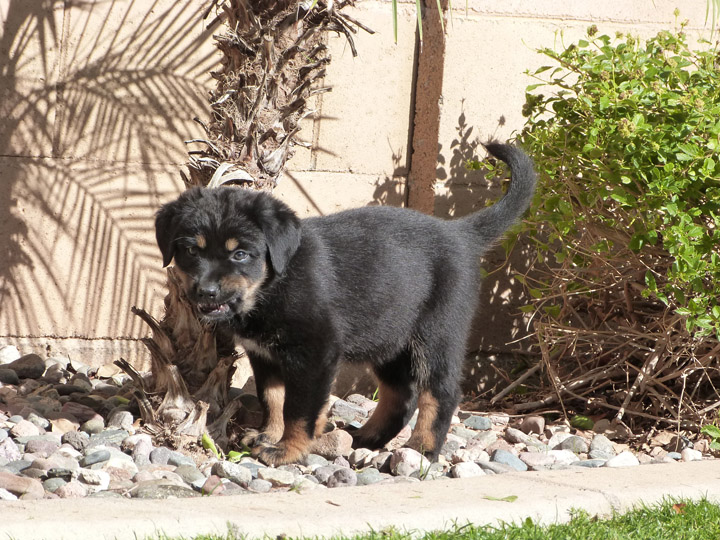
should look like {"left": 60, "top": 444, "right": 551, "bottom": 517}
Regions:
{"left": 193, "top": 282, "right": 236, "bottom": 319}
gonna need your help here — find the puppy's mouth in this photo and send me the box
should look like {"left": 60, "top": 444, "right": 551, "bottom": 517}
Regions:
{"left": 196, "top": 301, "right": 233, "bottom": 319}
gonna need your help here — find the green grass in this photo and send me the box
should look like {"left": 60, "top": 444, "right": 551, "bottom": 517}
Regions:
{"left": 151, "top": 498, "right": 720, "bottom": 540}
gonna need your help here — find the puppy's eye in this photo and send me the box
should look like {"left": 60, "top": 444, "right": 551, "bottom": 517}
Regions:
{"left": 187, "top": 246, "right": 199, "bottom": 256}
{"left": 231, "top": 250, "right": 249, "bottom": 262}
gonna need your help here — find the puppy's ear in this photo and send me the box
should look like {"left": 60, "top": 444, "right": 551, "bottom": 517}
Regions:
{"left": 155, "top": 202, "right": 180, "bottom": 267}
{"left": 255, "top": 193, "right": 301, "bottom": 275}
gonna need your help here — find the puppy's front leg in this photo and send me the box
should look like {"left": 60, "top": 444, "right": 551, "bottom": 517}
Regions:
{"left": 242, "top": 353, "right": 285, "bottom": 447}
{"left": 254, "top": 353, "right": 335, "bottom": 466}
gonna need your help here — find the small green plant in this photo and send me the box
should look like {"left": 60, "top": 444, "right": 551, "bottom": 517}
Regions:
{"left": 701, "top": 424, "right": 720, "bottom": 451}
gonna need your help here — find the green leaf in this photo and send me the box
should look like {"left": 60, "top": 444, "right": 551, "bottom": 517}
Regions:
{"left": 483, "top": 495, "right": 518, "bottom": 503}
{"left": 202, "top": 432, "right": 221, "bottom": 459}
{"left": 701, "top": 424, "right": 720, "bottom": 439}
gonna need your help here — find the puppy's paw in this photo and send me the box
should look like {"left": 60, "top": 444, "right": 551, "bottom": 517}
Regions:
{"left": 241, "top": 428, "right": 280, "bottom": 448}
{"left": 254, "top": 442, "right": 307, "bottom": 466}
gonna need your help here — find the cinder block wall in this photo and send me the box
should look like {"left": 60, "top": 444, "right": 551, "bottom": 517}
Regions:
{"left": 0, "top": 1, "right": 711, "bottom": 375}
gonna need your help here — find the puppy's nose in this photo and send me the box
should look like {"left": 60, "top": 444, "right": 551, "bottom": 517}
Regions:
{"left": 197, "top": 283, "right": 220, "bottom": 300}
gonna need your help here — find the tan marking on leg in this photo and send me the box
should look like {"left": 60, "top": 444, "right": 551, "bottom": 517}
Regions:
{"left": 225, "top": 237, "right": 239, "bottom": 251}
{"left": 314, "top": 405, "right": 329, "bottom": 437}
{"left": 194, "top": 234, "right": 206, "bottom": 249}
{"left": 257, "top": 419, "right": 311, "bottom": 466}
{"left": 354, "top": 382, "right": 405, "bottom": 442}
{"left": 406, "top": 390, "right": 439, "bottom": 454}
{"left": 262, "top": 379, "right": 285, "bottom": 443}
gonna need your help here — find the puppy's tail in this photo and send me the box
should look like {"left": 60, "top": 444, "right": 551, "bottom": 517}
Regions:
{"left": 461, "top": 142, "right": 537, "bottom": 251}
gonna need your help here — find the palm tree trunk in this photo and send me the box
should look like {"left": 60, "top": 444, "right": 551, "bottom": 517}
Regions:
{"left": 117, "top": 0, "right": 371, "bottom": 454}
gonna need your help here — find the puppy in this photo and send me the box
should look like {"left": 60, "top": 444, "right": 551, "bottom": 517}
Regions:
{"left": 155, "top": 142, "right": 536, "bottom": 465}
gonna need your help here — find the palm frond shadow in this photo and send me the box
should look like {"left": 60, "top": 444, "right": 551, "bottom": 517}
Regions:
{"left": 0, "top": 0, "right": 220, "bottom": 341}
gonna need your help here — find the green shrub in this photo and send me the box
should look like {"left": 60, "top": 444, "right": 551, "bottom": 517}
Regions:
{"left": 486, "top": 23, "right": 720, "bottom": 430}
{"left": 519, "top": 23, "right": 720, "bottom": 337}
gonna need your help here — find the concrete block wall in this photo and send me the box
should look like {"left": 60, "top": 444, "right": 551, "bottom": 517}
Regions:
{"left": 0, "top": 0, "right": 713, "bottom": 372}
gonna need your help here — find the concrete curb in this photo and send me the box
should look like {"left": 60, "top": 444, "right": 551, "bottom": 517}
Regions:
{"left": 3, "top": 460, "right": 720, "bottom": 539}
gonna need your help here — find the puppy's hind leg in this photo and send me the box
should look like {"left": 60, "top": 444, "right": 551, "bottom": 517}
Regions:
{"left": 405, "top": 341, "right": 464, "bottom": 461}
{"left": 351, "top": 351, "right": 418, "bottom": 450}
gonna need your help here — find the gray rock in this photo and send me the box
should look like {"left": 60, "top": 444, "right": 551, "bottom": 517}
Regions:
{"left": 478, "top": 461, "right": 517, "bottom": 474}
{"left": 519, "top": 416, "right": 545, "bottom": 435}
{"left": 87, "top": 429, "right": 128, "bottom": 448}
{"left": 370, "top": 451, "right": 393, "bottom": 473}
{"left": 0, "top": 345, "right": 21, "bottom": 364}
{"left": 462, "top": 415, "right": 492, "bottom": 431}
{"left": 469, "top": 431, "right": 498, "bottom": 450}
{"left": 572, "top": 459, "right": 607, "bottom": 468}
{"left": 174, "top": 464, "right": 205, "bottom": 485}
{"left": 133, "top": 484, "right": 200, "bottom": 499}
{"left": 0, "top": 369, "right": 19, "bottom": 385}
{"left": 356, "top": 468, "right": 384, "bottom": 486}
{"left": 7, "top": 354, "right": 46, "bottom": 379}
{"left": 24, "top": 437, "right": 61, "bottom": 458}
{"left": 326, "top": 468, "right": 357, "bottom": 488}
{"left": 330, "top": 399, "right": 368, "bottom": 420}
{"left": 313, "top": 465, "right": 343, "bottom": 484}
{"left": 589, "top": 434, "right": 615, "bottom": 460}
{"left": 246, "top": 479, "right": 272, "bottom": 493}
{"left": 0, "top": 439, "right": 22, "bottom": 462}
{"left": 80, "top": 449, "right": 111, "bottom": 467}
{"left": 558, "top": 435, "right": 589, "bottom": 454}
{"left": 604, "top": 451, "right": 640, "bottom": 468}
{"left": 504, "top": 427, "right": 547, "bottom": 450}
{"left": 43, "top": 477, "right": 67, "bottom": 493}
{"left": 450, "top": 425, "right": 478, "bottom": 440}
{"left": 211, "top": 461, "right": 252, "bottom": 487}
{"left": 547, "top": 431, "right": 573, "bottom": 449}
{"left": 149, "top": 447, "right": 172, "bottom": 465}
{"left": 106, "top": 410, "right": 134, "bottom": 431}
{"left": 300, "top": 454, "right": 329, "bottom": 470}
{"left": 390, "top": 448, "right": 430, "bottom": 476}
{"left": 257, "top": 467, "right": 296, "bottom": 487}
{"left": 450, "top": 462, "right": 485, "bottom": 478}
{"left": 167, "top": 450, "right": 195, "bottom": 467}
{"left": 491, "top": 449, "right": 528, "bottom": 472}
{"left": 519, "top": 451, "right": 555, "bottom": 470}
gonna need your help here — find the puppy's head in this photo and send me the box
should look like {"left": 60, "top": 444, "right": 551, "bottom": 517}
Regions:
{"left": 155, "top": 187, "right": 301, "bottom": 320}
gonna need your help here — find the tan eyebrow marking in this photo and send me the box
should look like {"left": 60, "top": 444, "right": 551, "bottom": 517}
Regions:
{"left": 225, "top": 238, "right": 239, "bottom": 251}
{"left": 195, "top": 235, "right": 207, "bottom": 249}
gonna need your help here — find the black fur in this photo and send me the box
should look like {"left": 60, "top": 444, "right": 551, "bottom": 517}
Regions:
{"left": 155, "top": 142, "right": 536, "bottom": 465}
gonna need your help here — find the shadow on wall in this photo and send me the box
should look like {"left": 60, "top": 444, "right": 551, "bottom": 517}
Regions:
{"left": 435, "top": 111, "right": 536, "bottom": 393}
{"left": 0, "top": 1, "right": 219, "bottom": 339}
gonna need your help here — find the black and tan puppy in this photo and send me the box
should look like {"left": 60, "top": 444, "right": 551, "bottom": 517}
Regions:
{"left": 155, "top": 142, "right": 536, "bottom": 465}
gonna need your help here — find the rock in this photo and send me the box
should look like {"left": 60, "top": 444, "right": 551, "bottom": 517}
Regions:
{"left": 519, "top": 416, "right": 545, "bottom": 435}
{"left": 571, "top": 459, "right": 607, "bottom": 468}
{"left": 247, "top": 479, "right": 273, "bottom": 493}
{"left": 88, "top": 429, "right": 128, "bottom": 448}
{"left": 469, "top": 431, "right": 498, "bottom": 450}
{"left": 491, "top": 449, "right": 528, "bottom": 472}
{"left": 313, "top": 465, "right": 343, "bottom": 484}
{"left": 257, "top": 467, "right": 296, "bottom": 487}
{"left": 7, "top": 354, "right": 46, "bottom": 379}
{"left": 78, "top": 469, "right": 110, "bottom": 491}
{"left": 558, "top": 435, "right": 589, "bottom": 454}
{"left": 0, "top": 438, "right": 22, "bottom": 462}
{"left": 451, "top": 446, "right": 489, "bottom": 464}
{"left": 310, "top": 430, "right": 353, "bottom": 460}
{"left": 390, "top": 448, "right": 430, "bottom": 476}
{"left": 478, "top": 461, "right": 516, "bottom": 474}
{"left": 62, "top": 402, "right": 99, "bottom": 424}
{"left": 330, "top": 399, "right": 368, "bottom": 420}
{"left": 547, "top": 432, "right": 573, "bottom": 449}
{"left": 24, "top": 437, "right": 61, "bottom": 458}
{"left": 300, "top": 454, "right": 329, "bottom": 470}
{"left": 462, "top": 415, "right": 492, "bottom": 431}
{"left": 370, "top": 451, "right": 393, "bottom": 473}
{"left": 43, "top": 477, "right": 67, "bottom": 493}
{"left": 504, "top": 427, "right": 547, "bottom": 450}
{"left": 681, "top": 448, "right": 703, "bottom": 462}
{"left": 605, "top": 451, "right": 640, "bottom": 468}
{"left": 449, "top": 425, "right": 478, "bottom": 441}
{"left": 201, "top": 475, "right": 225, "bottom": 495}
{"left": 55, "top": 480, "right": 89, "bottom": 498}
{"left": 519, "top": 452, "right": 555, "bottom": 470}
{"left": 548, "top": 450, "right": 580, "bottom": 466}
{"left": 174, "top": 464, "right": 205, "bottom": 486}
{"left": 450, "top": 462, "right": 485, "bottom": 478}
{"left": 589, "top": 434, "right": 615, "bottom": 460}
{"left": 356, "top": 468, "right": 384, "bottom": 486}
{"left": 10, "top": 419, "right": 41, "bottom": 438}
{"left": 349, "top": 448, "right": 378, "bottom": 468}
{"left": 106, "top": 410, "right": 134, "bottom": 432}
{"left": 0, "top": 369, "right": 20, "bottom": 385}
{"left": 326, "top": 468, "right": 357, "bottom": 488}
{"left": 0, "top": 345, "right": 21, "bottom": 364}
{"left": 0, "top": 470, "right": 44, "bottom": 499}
{"left": 80, "top": 449, "right": 111, "bottom": 467}
{"left": 212, "top": 461, "right": 252, "bottom": 487}
{"left": 133, "top": 484, "right": 200, "bottom": 499}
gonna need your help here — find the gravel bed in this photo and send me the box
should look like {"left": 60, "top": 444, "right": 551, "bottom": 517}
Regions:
{"left": 0, "top": 345, "right": 713, "bottom": 500}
